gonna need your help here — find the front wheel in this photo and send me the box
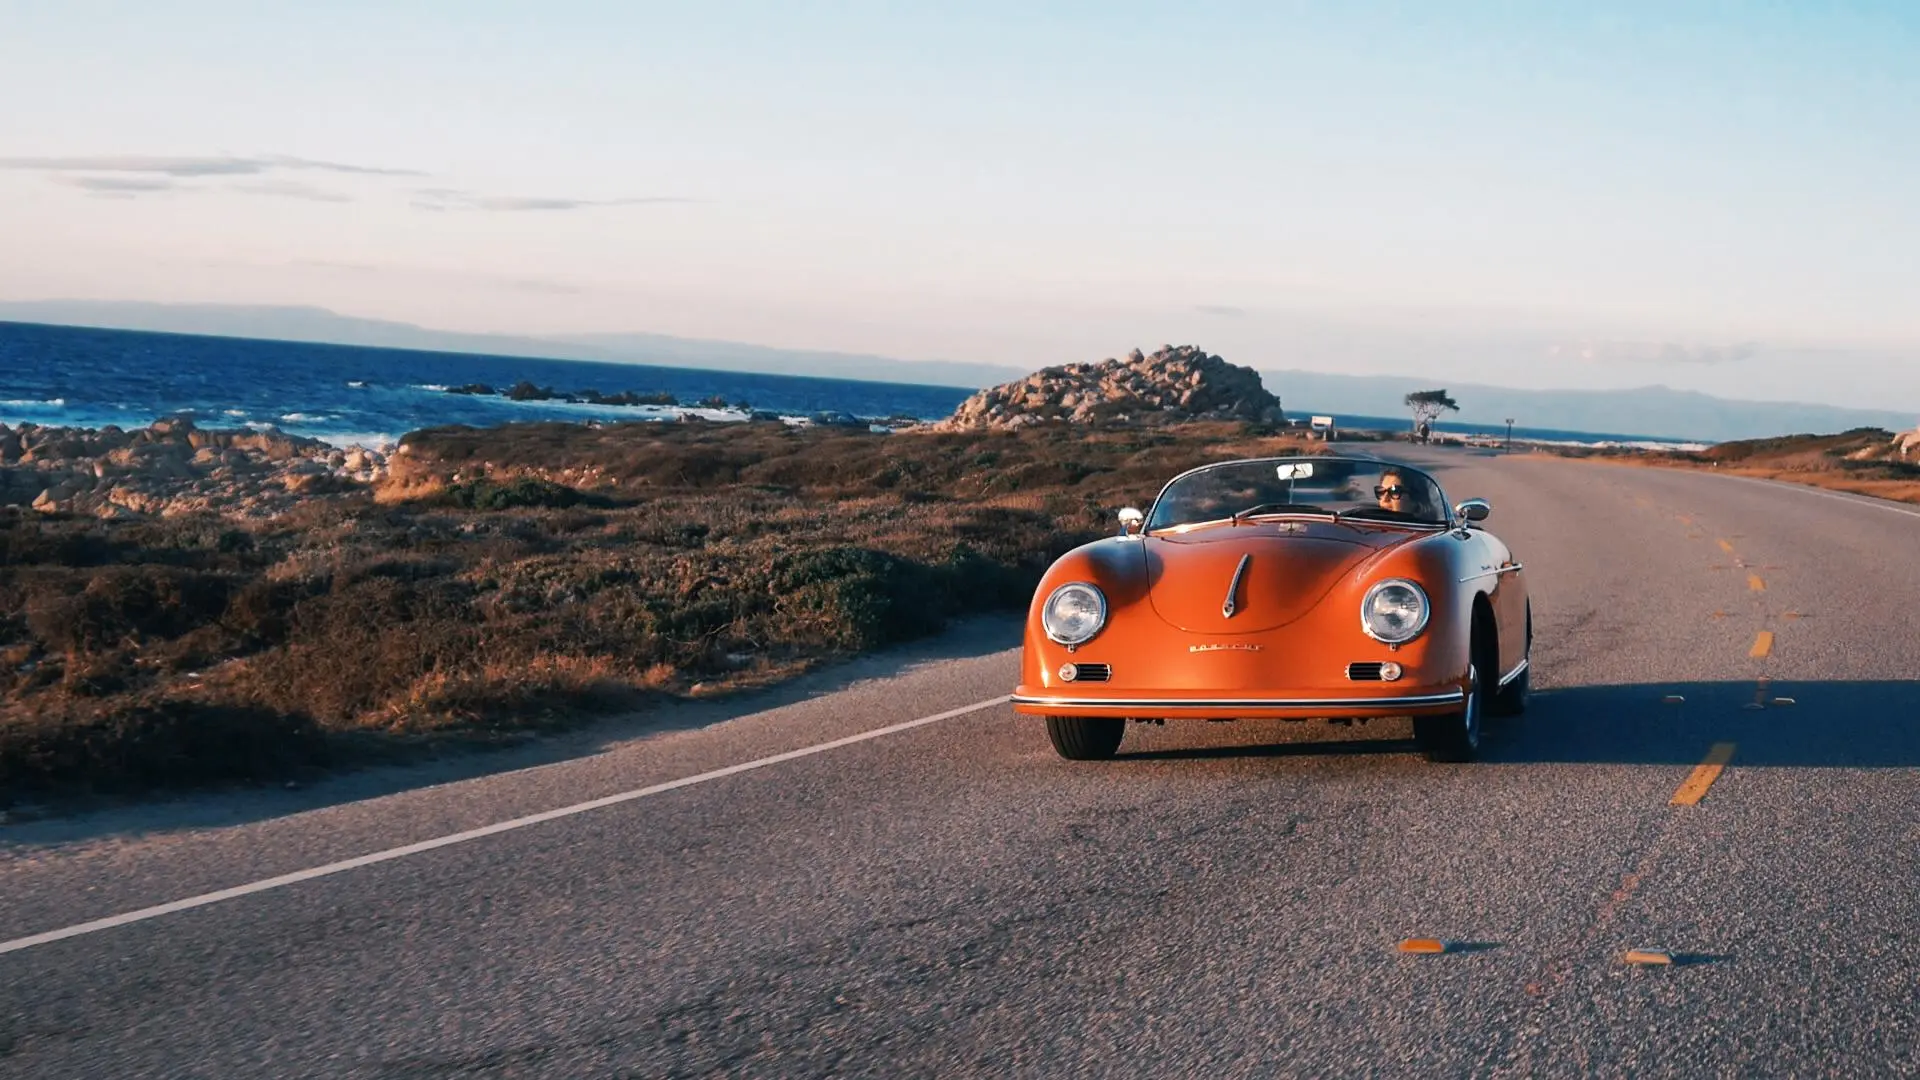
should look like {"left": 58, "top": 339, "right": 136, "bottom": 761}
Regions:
{"left": 1045, "top": 716, "right": 1125, "bottom": 760}
{"left": 1414, "top": 664, "right": 1482, "bottom": 763}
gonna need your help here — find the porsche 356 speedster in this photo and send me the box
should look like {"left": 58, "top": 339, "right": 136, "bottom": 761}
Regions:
{"left": 1013, "top": 456, "right": 1530, "bottom": 762}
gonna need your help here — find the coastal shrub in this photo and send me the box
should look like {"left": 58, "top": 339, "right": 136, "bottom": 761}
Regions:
{"left": 442, "top": 477, "right": 585, "bottom": 510}
{"left": 24, "top": 568, "right": 234, "bottom": 653}
{"left": 0, "top": 518, "right": 119, "bottom": 567}
{"left": 0, "top": 700, "right": 332, "bottom": 794}
{"left": 769, "top": 546, "right": 952, "bottom": 650}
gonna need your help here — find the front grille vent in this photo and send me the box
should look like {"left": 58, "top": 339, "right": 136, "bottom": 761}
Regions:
{"left": 1066, "top": 663, "right": 1112, "bottom": 683}
{"left": 1346, "top": 662, "right": 1386, "bottom": 682}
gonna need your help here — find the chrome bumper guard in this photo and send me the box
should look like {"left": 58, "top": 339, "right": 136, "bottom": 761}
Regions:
{"left": 1011, "top": 689, "right": 1466, "bottom": 710}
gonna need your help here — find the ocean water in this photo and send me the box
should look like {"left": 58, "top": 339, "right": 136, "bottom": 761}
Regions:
{"left": 0, "top": 321, "right": 976, "bottom": 449}
{"left": 1, "top": 320, "right": 1706, "bottom": 451}
{"left": 1322, "top": 413, "right": 1708, "bottom": 450}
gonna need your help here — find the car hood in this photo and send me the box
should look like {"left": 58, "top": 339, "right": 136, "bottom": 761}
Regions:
{"left": 1144, "top": 522, "right": 1415, "bottom": 634}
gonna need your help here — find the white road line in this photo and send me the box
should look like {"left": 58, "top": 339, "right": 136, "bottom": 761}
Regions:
{"left": 1714, "top": 473, "right": 1920, "bottom": 519}
{"left": 0, "top": 694, "right": 1014, "bottom": 958}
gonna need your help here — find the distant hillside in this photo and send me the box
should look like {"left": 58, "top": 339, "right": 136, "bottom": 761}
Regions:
{"left": 1265, "top": 368, "right": 1917, "bottom": 444}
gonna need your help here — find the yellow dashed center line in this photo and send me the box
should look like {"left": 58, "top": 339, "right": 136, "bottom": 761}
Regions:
{"left": 1748, "top": 574, "right": 1767, "bottom": 592}
{"left": 1717, "top": 539, "right": 1736, "bottom": 553}
{"left": 1750, "top": 631, "right": 1774, "bottom": 658}
{"left": 1671, "top": 742, "right": 1737, "bottom": 806}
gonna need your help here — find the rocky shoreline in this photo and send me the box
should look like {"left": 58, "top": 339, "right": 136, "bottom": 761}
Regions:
{"left": 0, "top": 417, "right": 388, "bottom": 519}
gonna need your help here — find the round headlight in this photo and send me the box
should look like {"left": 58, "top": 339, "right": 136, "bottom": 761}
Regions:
{"left": 1361, "top": 579, "right": 1430, "bottom": 644}
{"left": 1042, "top": 582, "right": 1107, "bottom": 646}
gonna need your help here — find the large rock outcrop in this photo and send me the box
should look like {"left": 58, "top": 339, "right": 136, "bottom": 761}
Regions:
{"left": 0, "top": 416, "right": 387, "bottom": 519}
{"left": 1895, "top": 425, "right": 1920, "bottom": 460}
{"left": 933, "top": 345, "right": 1283, "bottom": 431}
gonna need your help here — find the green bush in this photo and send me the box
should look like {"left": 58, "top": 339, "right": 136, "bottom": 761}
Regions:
{"left": 770, "top": 546, "right": 949, "bottom": 650}
{"left": 442, "top": 477, "right": 585, "bottom": 510}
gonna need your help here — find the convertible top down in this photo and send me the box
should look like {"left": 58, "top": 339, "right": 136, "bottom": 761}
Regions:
{"left": 1013, "top": 456, "right": 1531, "bottom": 762}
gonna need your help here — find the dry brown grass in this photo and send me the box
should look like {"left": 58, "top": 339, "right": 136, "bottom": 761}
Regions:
{"left": 1, "top": 418, "right": 1319, "bottom": 798}
{"left": 1529, "top": 427, "right": 1920, "bottom": 506}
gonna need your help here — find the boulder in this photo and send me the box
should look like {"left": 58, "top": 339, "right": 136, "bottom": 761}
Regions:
{"left": 934, "top": 345, "right": 1283, "bottom": 431}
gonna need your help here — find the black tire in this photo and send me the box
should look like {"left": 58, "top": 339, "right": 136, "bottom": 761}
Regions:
{"left": 1045, "top": 716, "right": 1125, "bottom": 761}
{"left": 1414, "top": 663, "right": 1483, "bottom": 763}
{"left": 1490, "top": 604, "right": 1532, "bottom": 718}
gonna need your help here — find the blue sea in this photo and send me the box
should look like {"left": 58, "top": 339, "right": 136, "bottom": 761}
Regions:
{"left": 0, "top": 321, "right": 978, "bottom": 448}
{"left": 0, "top": 320, "right": 1705, "bottom": 450}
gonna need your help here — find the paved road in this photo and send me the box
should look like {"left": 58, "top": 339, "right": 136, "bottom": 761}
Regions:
{"left": 5, "top": 446, "right": 1920, "bottom": 1078}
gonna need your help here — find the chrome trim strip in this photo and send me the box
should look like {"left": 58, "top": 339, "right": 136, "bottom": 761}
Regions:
{"left": 1222, "top": 553, "right": 1252, "bottom": 618}
{"left": 1498, "top": 657, "right": 1529, "bottom": 688}
{"left": 1012, "top": 690, "right": 1467, "bottom": 709}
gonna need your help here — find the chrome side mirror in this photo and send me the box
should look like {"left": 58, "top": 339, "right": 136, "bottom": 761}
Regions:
{"left": 1454, "top": 499, "right": 1491, "bottom": 524}
{"left": 1117, "top": 507, "right": 1144, "bottom": 535}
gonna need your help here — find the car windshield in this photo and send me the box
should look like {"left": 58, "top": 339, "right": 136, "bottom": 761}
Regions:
{"left": 1146, "top": 458, "right": 1450, "bottom": 530}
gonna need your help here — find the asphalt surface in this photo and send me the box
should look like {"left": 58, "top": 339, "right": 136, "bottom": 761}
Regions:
{"left": 5, "top": 445, "right": 1920, "bottom": 1078}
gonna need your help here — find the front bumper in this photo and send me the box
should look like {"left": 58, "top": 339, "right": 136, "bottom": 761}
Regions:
{"left": 1010, "top": 687, "right": 1466, "bottom": 721}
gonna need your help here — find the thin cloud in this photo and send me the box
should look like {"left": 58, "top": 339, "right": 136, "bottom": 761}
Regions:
{"left": 410, "top": 187, "right": 693, "bottom": 212}
{"left": 281, "top": 258, "right": 588, "bottom": 294}
{"left": 1194, "top": 304, "right": 1247, "bottom": 317}
{"left": 1551, "top": 340, "right": 1760, "bottom": 365}
{"left": 232, "top": 180, "right": 353, "bottom": 203}
{"left": 0, "top": 154, "right": 423, "bottom": 177}
{"left": 57, "top": 175, "right": 175, "bottom": 194}
{"left": 481, "top": 195, "right": 691, "bottom": 211}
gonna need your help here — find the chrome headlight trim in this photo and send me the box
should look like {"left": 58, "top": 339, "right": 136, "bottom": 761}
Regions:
{"left": 1042, "top": 582, "right": 1108, "bottom": 646}
{"left": 1360, "top": 578, "right": 1431, "bottom": 644}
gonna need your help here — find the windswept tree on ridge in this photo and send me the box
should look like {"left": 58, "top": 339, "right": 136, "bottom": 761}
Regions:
{"left": 1404, "top": 389, "right": 1459, "bottom": 443}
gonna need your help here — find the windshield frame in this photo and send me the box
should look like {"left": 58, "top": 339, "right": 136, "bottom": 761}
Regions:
{"left": 1141, "top": 456, "right": 1457, "bottom": 534}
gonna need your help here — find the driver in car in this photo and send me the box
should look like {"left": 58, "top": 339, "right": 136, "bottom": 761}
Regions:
{"left": 1375, "top": 469, "right": 1436, "bottom": 519}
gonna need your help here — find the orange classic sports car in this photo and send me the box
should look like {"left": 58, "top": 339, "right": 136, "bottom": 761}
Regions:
{"left": 1013, "top": 455, "right": 1530, "bottom": 763}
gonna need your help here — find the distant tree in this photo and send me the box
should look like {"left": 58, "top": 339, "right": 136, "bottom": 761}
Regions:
{"left": 1404, "top": 389, "right": 1459, "bottom": 442}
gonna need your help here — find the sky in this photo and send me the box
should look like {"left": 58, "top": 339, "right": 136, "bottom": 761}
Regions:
{"left": 2, "top": 1, "right": 1917, "bottom": 413}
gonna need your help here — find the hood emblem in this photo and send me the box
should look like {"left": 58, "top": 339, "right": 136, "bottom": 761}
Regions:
{"left": 1222, "top": 553, "right": 1253, "bottom": 618}
{"left": 1191, "top": 643, "right": 1263, "bottom": 653}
